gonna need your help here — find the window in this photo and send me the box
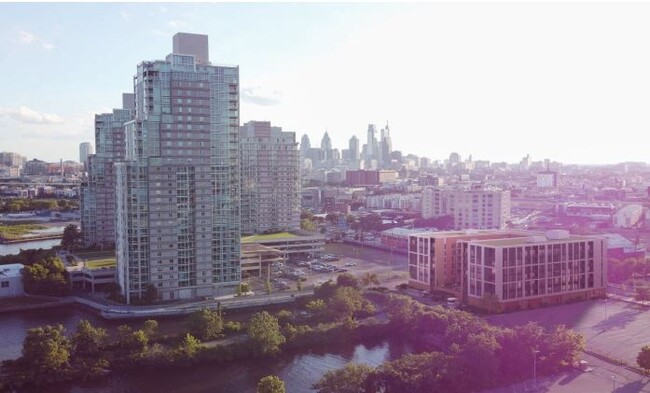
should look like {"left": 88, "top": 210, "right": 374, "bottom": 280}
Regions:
{"left": 1, "top": 281, "right": 8, "bottom": 288}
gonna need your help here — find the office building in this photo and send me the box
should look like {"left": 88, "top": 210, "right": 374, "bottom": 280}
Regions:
{"left": 421, "top": 186, "right": 510, "bottom": 230}
{"left": 408, "top": 230, "right": 607, "bottom": 312}
{"left": 114, "top": 33, "right": 241, "bottom": 303}
{"left": 240, "top": 121, "right": 300, "bottom": 235}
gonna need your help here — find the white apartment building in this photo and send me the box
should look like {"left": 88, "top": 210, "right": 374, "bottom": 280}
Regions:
{"left": 421, "top": 186, "right": 510, "bottom": 230}
{"left": 365, "top": 193, "right": 422, "bottom": 211}
{"left": 240, "top": 121, "right": 300, "bottom": 235}
{"left": 115, "top": 33, "right": 241, "bottom": 303}
{"left": 612, "top": 204, "right": 643, "bottom": 228}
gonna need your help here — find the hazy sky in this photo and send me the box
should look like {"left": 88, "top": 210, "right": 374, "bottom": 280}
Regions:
{"left": 1, "top": 2, "right": 649, "bottom": 164}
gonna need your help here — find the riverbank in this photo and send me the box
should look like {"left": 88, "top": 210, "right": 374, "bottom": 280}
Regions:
{"left": 0, "top": 287, "right": 391, "bottom": 392}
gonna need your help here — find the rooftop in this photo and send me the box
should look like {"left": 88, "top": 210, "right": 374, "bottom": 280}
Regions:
{"left": 0, "top": 263, "right": 23, "bottom": 277}
{"left": 467, "top": 234, "right": 595, "bottom": 247}
{"left": 242, "top": 232, "right": 298, "bottom": 243}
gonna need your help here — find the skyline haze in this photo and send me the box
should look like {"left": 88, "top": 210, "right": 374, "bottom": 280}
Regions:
{"left": 1, "top": 3, "right": 649, "bottom": 165}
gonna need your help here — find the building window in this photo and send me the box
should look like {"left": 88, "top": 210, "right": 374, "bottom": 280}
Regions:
{"left": 1, "top": 281, "right": 9, "bottom": 288}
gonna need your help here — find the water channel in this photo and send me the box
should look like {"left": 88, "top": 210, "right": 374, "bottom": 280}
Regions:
{"left": 1, "top": 307, "right": 412, "bottom": 393}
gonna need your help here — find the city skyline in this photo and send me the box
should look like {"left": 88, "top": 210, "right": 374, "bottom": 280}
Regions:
{"left": 2, "top": 3, "right": 650, "bottom": 164}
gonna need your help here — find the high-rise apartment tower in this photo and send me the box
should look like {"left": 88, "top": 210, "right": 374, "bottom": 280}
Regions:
{"left": 115, "top": 33, "right": 241, "bottom": 303}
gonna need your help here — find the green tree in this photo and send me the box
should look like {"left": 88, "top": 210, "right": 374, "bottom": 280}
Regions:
{"left": 541, "top": 325, "right": 585, "bottom": 371}
{"left": 187, "top": 308, "right": 223, "bottom": 340}
{"left": 248, "top": 311, "right": 286, "bottom": 355}
{"left": 144, "top": 283, "right": 159, "bottom": 304}
{"left": 313, "top": 363, "right": 373, "bottom": 393}
{"left": 637, "top": 345, "right": 650, "bottom": 369}
{"left": 301, "top": 219, "right": 317, "bottom": 232}
{"left": 257, "top": 375, "right": 286, "bottom": 393}
{"left": 366, "top": 352, "right": 450, "bottom": 393}
{"left": 61, "top": 224, "right": 81, "bottom": 250}
{"left": 176, "top": 333, "right": 202, "bottom": 358}
{"left": 70, "top": 320, "right": 109, "bottom": 380}
{"left": 71, "top": 319, "right": 107, "bottom": 358}
{"left": 361, "top": 272, "right": 380, "bottom": 287}
{"left": 337, "top": 273, "right": 360, "bottom": 289}
{"left": 142, "top": 319, "right": 159, "bottom": 338}
{"left": 21, "top": 324, "right": 71, "bottom": 383}
{"left": 23, "top": 256, "right": 69, "bottom": 296}
{"left": 116, "top": 325, "right": 134, "bottom": 348}
{"left": 328, "top": 286, "right": 364, "bottom": 319}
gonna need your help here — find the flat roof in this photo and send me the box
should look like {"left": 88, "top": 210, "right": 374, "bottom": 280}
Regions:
{"left": 242, "top": 232, "right": 298, "bottom": 243}
{"left": 0, "top": 263, "right": 23, "bottom": 277}
{"left": 467, "top": 235, "right": 595, "bottom": 247}
{"left": 85, "top": 259, "right": 116, "bottom": 270}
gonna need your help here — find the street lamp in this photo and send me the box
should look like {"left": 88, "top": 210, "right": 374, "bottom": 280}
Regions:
{"left": 533, "top": 349, "right": 540, "bottom": 390}
{"left": 611, "top": 375, "right": 616, "bottom": 391}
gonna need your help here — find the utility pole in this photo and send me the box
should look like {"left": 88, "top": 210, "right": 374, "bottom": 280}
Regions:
{"left": 533, "top": 349, "right": 540, "bottom": 390}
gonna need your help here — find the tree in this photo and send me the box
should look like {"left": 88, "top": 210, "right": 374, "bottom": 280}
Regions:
{"left": 337, "top": 273, "right": 360, "bottom": 289}
{"left": 187, "top": 308, "right": 223, "bottom": 340}
{"left": 361, "top": 272, "right": 380, "bottom": 288}
{"left": 144, "top": 283, "right": 159, "bottom": 304}
{"left": 142, "top": 319, "right": 159, "bottom": 338}
{"left": 176, "top": 333, "right": 202, "bottom": 358}
{"left": 71, "top": 319, "right": 107, "bottom": 358}
{"left": 637, "top": 345, "right": 650, "bottom": 369}
{"left": 366, "top": 352, "right": 450, "bottom": 393}
{"left": 257, "top": 375, "right": 286, "bottom": 393}
{"left": 70, "top": 320, "right": 109, "bottom": 380}
{"left": 313, "top": 363, "right": 373, "bottom": 393}
{"left": 61, "top": 224, "right": 81, "bottom": 250}
{"left": 248, "top": 311, "right": 286, "bottom": 355}
{"left": 301, "top": 219, "right": 317, "bottom": 232}
{"left": 21, "top": 324, "right": 71, "bottom": 383}
{"left": 328, "top": 286, "right": 364, "bottom": 319}
{"left": 23, "top": 255, "right": 69, "bottom": 296}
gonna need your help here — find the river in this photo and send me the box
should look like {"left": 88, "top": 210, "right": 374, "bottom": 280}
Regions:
{"left": 0, "top": 238, "right": 62, "bottom": 256}
{"left": 0, "top": 307, "right": 413, "bottom": 393}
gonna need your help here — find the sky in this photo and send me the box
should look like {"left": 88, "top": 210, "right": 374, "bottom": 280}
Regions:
{"left": 1, "top": 2, "right": 650, "bottom": 165}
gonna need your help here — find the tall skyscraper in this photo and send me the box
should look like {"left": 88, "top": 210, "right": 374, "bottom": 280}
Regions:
{"left": 81, "top": 101, "right": 133, "bottom": 248}
{"left": 114, "top": 33, "right": 241, "bottom": 303}
{"left": 366, "top": 124, "right": 378, "bottom": 160}
{"left": 300, "top": 134, "right": 311, "bottom": 158}
{"left": 380, "top": 123, "right": 392, "bottom": 167}
{"left": 240, "top": 121, "right": 300, "bottom": 235}
{"left": 320, "top": 131, "right": 332, "bottom": 161}
{"left": 79, "top": 142, "right": 94, "bottom": 169}
{"left": 348, "top": 135, "right": 360, "bottom": 161}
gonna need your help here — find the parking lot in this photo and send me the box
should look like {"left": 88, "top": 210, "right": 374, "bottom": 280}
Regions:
{"left": 246, "top": 243, "right": 408, "bottom": 294}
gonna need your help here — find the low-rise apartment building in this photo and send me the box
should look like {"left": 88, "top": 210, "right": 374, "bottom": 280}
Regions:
{"left": 408, "top": 230, "right": 607, "bottom": 312}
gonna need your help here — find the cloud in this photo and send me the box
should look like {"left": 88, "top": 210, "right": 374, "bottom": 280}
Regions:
{"left": 168, "top": 20, "right": 190, "bottom": 30}
{"left": 241, "top": 87, "right": 283, "bottom": 106}
{"left": 18, "top": 31, "right": 36, "bottom": 44}
{"left": 0, "top": 106, "right": 64, "bottom": 124}
{"left": 16, "top": 31, "right": 54, "bottom": 50}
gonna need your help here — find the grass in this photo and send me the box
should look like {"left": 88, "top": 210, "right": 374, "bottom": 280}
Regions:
{"left": 85, "top": 258, "right": 116, "bottom": 270}
{"left": 0, "top": 224, "right": 47, "bottom": 240}
{"left": 242, "top": 232, "right": 297, "bottom": 243}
